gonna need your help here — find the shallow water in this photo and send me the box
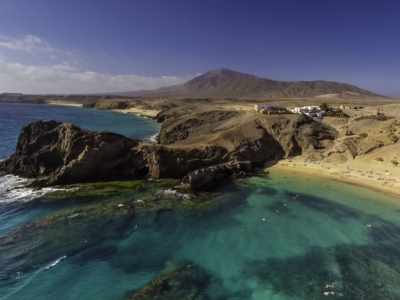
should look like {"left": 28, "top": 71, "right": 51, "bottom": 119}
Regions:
{"left": 1, "top": 104, "right": 400, "bottom": 299}
{"left": 1, "top": 173, "right": 400, "bottom": 299}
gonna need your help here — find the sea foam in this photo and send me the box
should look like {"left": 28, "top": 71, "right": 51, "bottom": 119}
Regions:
{"left": 45, "top": 256, "right": 67, "bottom": 270}
{"left": 0, "top": 175, "right": 74, "bottom": 204}
{"left": 146, "top": 133, "right": 159, "bottom": 143}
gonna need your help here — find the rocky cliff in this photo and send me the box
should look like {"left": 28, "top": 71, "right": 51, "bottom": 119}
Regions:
{"left": 0, "top": 110, "right": 338, "bottom": 190}
{"left": 156, "top": 108, "right": 337, "bottom": 162}
{"left": 0, "top": 120, "right": 140, "bottom": 185}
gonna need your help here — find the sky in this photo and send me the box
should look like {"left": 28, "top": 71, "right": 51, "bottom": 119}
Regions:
{"left": 0, "top": 0, "right": 399, "bottom": 97}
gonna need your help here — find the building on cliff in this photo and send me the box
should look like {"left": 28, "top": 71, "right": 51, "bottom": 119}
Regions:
{"left": 290, "top": 106, "right": 323, "bottom": 119}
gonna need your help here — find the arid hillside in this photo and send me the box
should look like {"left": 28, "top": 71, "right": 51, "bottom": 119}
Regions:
{"left": 321, "top": 104, "right": 400, "bottom": 166}
{"left": 115, "top": 68, "right": 390, "bottom": 100}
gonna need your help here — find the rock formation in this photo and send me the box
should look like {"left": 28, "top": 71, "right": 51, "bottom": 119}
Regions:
{"left": 0, "top": 120, "right": 140, "bottom": 185}
{"left": 124, "top": 260, "right": 210, "bottom": 300}
{"left": 155, "top": 108, "right": 337, "bottom": 163}
{"left": 0, "top": 109, "right": 338, "bottom": 190}
{"left": 83, "top": 101, "right": 130, "bottom": 110}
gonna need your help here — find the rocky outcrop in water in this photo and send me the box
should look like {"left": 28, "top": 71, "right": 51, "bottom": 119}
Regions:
{"left": 0, "top": 120, "right": 140, "bottom": 185}
{"left": 0, "top": 109, "right": 338, "bottom": 189}
{"left": 133, "top": 144, "right": 230, "bottom": 179}
{"left": 0, "top": 120, "right": 247, "bottom": 188}
{"left": 180, "top": 161, "right": 252, "bottom": 190}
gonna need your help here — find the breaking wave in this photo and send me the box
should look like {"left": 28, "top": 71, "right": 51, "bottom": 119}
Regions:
{"left": 45, "top": 256, "right": 67, "bottom": 270}
{"left": 146, "top": 133, "right": 159, "bottom": 143}
{"left": 0, "top": 175, "right": 74, "bottom": 204}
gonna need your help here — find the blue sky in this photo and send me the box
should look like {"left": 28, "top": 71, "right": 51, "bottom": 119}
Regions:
{"left": 0, "top": 0, "right": 399, "bottom": 96}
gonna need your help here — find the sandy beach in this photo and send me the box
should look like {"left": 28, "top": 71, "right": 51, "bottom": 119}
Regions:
{"left": 47, "top": 102, "right": 160, "bottom": 118}
{"left": 266, "top": 156, "right": 400, "bottom": 198}
{"left": 46, "top": 99, "right": 400, "bottom": 199}
{"left": 47, "top": 101, "right": 83, "bottom": 107}
{"left": 112, "top": 108, "right": 160, "bottom": 118}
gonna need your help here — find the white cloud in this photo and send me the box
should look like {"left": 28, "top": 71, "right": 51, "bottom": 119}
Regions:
{"left": 0, "top": 34, "right": 57, "bottom": 53}
{"left": 0, "top": 56, "right": 199, "bottom": 94}
{"left": 0, "top": 33, "right": 199, "bottom": 94}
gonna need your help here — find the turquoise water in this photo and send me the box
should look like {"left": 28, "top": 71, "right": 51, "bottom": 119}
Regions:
{"left": 1, "top": 104, "right": 400, "bottom": 299}
{"left": 0, "top": 103, "right": 160, "bottom": 160}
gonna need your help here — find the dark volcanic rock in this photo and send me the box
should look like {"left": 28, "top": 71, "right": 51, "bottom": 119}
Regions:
{"left": 257, "top": 114, "right": 338, "bottom": 157}
{"left": 124, "top": 260, "right": 210, "bottom": 300}
{"left": 180, "top": 161, "right": 252, "bottom": 191}
{"left": 0, "top": 120, "right": 239, "bottom": 188}
{"left": 354, "top": 114, "right": 394, "bottom": 122}
{"left": 135, "top": 144, "right": 229, "bottom": 179}
{"left": 82, "top": 102, "right": 96, "bottom": 108}
{"left": 228, "top": 135, "right": 285, "bottom": 167}
{"left": 157, "top": 109, "right": 337, "bottom": 162}
{"left": 0, "top": 120, "right": 140, "bottom": 185}
{"left": 0, "top": 111, "right": 338, "bottom": 190}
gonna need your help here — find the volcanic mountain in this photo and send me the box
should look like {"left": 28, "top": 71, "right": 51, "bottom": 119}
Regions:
{"left": 117, "top": 68, "right": 388, "bottom": 99}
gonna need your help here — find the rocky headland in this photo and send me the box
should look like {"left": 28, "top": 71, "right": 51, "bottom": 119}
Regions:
{"left": 0, "top": 107, "right": 338, "bottom": 190}
{"left": 2, "top": 67, "right": 397, "bottom": 190}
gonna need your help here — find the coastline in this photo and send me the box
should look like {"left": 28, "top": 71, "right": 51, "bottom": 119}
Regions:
{"left": 47, "top": 102, "right": 160, "bottom": 118}
{"left": 112, "top": 108, "right": 160, "bottom": 118}
{"left": 18, "top": 101, "right": 400, "bottom": 199}
{"left": 265, "top": 156, "right": 400, "bottom": 199}
{"left": 47, "top": 101, "right": 83, "bottom": 107}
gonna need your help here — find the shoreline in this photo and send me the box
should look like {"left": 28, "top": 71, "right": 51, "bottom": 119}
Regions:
{"left": 25, "top": 102, "right": 400, "bottom": 199}
{"left": 265, "top": 156, "right": 400, "bottom": 198}
{"left": 47, "top": 101, "right": 83, "bottom": 107}
{"left": 47, "top": 102, "right": 160, "bottom": 118}
{"left": 112, "top": 108, "right": 160, "bottom": 118}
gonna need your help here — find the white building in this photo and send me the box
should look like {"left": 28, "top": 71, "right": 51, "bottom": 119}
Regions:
{"left": 290, "top": 106, "right": 320, "bottom": 113}
{"left": 290, "top": 107, "right": 302, "bottom": 113}
{"left": 305, "top": 111, "right": 323, "bottom": 118}
{"left": 290, "top": 106, "right": 323, "bottom": 119}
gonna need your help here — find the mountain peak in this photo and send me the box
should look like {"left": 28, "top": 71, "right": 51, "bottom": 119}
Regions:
{"left": 204, "top": 68, "right": 258, "bottom": 78}
{"left": 184, "top": 68, "right": 259, "bottom": 88}
{"left": 114, "top": 68, "right": 389, "bottom": 99}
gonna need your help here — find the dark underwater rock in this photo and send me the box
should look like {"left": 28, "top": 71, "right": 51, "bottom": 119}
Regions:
{"left": 180, "top": 161, "right": 252, "bottom": 191}
{"left": 124, "top": 260, "right": 210, "bottom": 300}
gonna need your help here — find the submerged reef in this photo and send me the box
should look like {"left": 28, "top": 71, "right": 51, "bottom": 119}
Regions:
{"left": 124, "top": 260, "right": 210, "bottom": 300}
{"left": 244, "top": 231, "right": 400, "bottom": 299}
{"left": 0, "top": 177, "right": 246, "bottom": 286}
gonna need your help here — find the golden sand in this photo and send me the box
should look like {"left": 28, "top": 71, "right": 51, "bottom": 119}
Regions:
{"left": 47, "top": 102, "right": 83, "bottom": 107}
{"left": 266, "top": 156, "right": 400, "bottom": 198}
{"left": 112, "top": 108, "right": 160, "bottom": 118}
{"left": 48, "top": 102, "right": 160, "bottom": 118}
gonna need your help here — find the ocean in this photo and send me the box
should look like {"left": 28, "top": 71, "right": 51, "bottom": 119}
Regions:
{"left": 1, "top": 103, "right": 400, "bottom": 300}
